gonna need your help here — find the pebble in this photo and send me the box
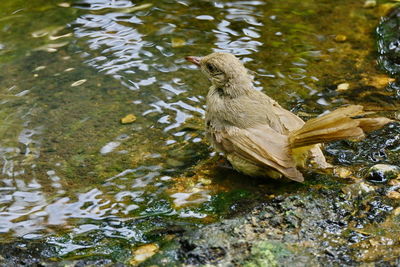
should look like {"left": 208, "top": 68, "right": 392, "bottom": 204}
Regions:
{"left": 342, "top": 181, "right": 375, "bottom": 197}
{"left": 363, "top": 0, "right": 376, "bottom": 8}
{"left": 198, "top": 177, "right": 212, "bottom": 185}
{"left": 388, "top": 179, "right": 400, "bottom": 186}
{"left": 336, "top": 83, "right": 350, "bottom": 92}
{"left": 120, "top": 114, "right": 136, "bottom": 124}
{"left": 100, "top": 141, "right": 121, "bottom": 154}
{"left": 334, "top": 34, "right": 347, "bottom": 43}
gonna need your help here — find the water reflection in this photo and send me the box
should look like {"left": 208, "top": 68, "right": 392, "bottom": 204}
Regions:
{"left": 0, "top": 0, "right": 398, "bottom": 262}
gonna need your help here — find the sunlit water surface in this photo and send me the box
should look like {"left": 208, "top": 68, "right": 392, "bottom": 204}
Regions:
{"left": 0, "top": 0, "right": 398, "bottom": 262}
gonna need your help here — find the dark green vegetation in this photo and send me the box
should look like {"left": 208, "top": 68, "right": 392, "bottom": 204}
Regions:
{"left": 0, "top": 0, "right": 399, "bottom": 266}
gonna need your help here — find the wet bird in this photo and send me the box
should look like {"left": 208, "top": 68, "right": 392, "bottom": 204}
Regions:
{"left": 186, "top": 52, "right": 392, "bottom": 182}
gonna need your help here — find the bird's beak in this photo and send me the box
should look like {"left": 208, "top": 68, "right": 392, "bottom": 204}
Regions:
{"left": 185, "top": 56, "right": 202, "bottom": 66}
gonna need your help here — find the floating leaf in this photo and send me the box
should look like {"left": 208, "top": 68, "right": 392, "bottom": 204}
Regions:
{"left": 121, "top": 114, "right": 136, "bottom": 124}
{"left": 171, "top": 37, "right": 186, "bottom": 48}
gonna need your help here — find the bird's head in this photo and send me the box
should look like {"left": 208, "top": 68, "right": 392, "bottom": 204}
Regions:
{"left": 185, "top": 52, "right": 252, "bottom": 91}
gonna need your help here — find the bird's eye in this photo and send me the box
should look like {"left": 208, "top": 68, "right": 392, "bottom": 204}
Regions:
{"left": 206, "top": 63, "right": 217, "bottom": 73}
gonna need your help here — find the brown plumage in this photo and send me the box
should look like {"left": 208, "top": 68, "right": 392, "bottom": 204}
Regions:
{"left": 185, "top": 52, "right": 392, "bottom": 182}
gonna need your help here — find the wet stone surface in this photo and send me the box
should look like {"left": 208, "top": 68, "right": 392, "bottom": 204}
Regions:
{"left": 173, "top": 182, "right": 400, "bottom": 266}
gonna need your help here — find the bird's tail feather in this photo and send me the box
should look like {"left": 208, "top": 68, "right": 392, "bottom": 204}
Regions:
{"left": 289, "top": 105, "right": 392, "bottom": 148}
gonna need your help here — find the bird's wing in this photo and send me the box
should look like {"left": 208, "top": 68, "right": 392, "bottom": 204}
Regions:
{"left": 247, "top": 92, "right": 305, "bottom": 134}
{"left": 213, "top": 124, "right": 304, "bottom": 182}
{"left": 267, "top": 98, "right": 305, "bottom": 132}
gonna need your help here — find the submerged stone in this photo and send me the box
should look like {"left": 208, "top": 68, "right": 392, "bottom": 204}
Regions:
{"left": 363, "top": 0, "right": 376, "bottom": 9}
{"left": 377, "top": 6, "right": 400, "bottom": 76}
{"left": 120, "top": 114, "right": 136, "bottom": 124}
{"left": 130, "top": 243, "right": 159, "bottom": 265}
{"left": 336, "top": 82, "right": 350, "bottom": 92}
{"left": 334, "top": 34, "right": 347, "bottom": 43}
{"left": 367, "top": 164, "right": 400, "bottom": 184}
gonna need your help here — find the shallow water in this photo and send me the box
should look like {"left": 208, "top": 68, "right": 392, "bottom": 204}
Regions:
{"left": 0, "top": 0, "right": 399, "bottom": 264}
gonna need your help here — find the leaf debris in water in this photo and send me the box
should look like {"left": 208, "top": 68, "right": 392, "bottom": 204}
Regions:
{"left": 71, "top": 79, "right": 87, "bottom": 87}
{"left": 91, "top": 3, "right": 153, "bottom": 15}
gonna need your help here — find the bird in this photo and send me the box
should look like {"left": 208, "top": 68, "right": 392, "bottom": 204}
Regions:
{"left": 185, "top": 52, "right": 393, "bottom": 182}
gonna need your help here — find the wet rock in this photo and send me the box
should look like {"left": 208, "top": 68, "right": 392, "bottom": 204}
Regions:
{"left": 389, "top": 179, "right": 400, "bottom": 186}
{"left": 171, "top": 37, "right": 186, "bottom": 48}
{"left": 387, "top": 190, "right": 400, "bottom": 199}
{"left": 335, "top": 167, "right": 353, "bottom": 179}
{"left": 334, "top": 34, "right": 347, "bottom": 43}
{"left": 377, "top": 7, "right": 400, "bottom": 75}
{"left": 366, "top": 164, "right": 400, "bottom": 184}
{"left": 342, "top": 181, "right": 375, "bottom": 198}
{"left": 170, "top": 178, "right": 400, "bottom": 266}
{"left": 120, "top": 114, "right": 136, "bottom": 124}
{"left": 378, "top": 3, "right": 397, "bottom": 17}
{"left": 363, "top": 0, "right": 376, "bottom": 9}
{"left": 130, "top": 243, "right": 159, "bottom": 265}
{"left": 58, "top": 2, "right": 71, "bottom": 8}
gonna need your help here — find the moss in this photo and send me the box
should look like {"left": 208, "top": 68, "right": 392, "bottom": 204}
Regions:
{"left": 244, "top": 241, "right": 291, "bottom": 267}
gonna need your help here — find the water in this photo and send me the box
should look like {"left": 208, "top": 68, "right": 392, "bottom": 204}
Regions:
{"left": 0, "top": 0, "right": 398, "bottom": 264}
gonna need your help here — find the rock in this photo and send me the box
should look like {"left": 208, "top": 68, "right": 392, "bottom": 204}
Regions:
{"left": 363, "top": 0, "right": 376, "bottom": 8}
{"left": 388, "top": 179, "right": 400, "bottom": 186}
{"left": 336, "top": 83, "right": 350, "bottom": 92}
{"left": 244, "top": 241, "right": 290, "bottom": 267}
{"left": 377, "top": 7, "right": 400, "bottom": 75}
{"left": 120, "top": 114, "right": 136, "bottom": 124}
{"left": 366, "top": 164, "right": 400, "bottom": 184}
{"left": 387, "top": 191, "right": 400, "bottom": 199}
{"left": 342, "top": 181, "right": 375, "bottom": 197}
{"left": 70, "top": 79, "right": 87, "bottom": 87}
{"left": 130, "top": 243, "right": 159, "bottom": 265}
{"left": 335, "top": 167, "right": 353, "bottom": 178}
{"left": 393, "top": 207, "right": 400, "bottom": 215}
{"left": 198, "top": 177, "right": 212, "bottom": 185}
{"left": 334, "top": 34, "right": 347, "bottom": 43}
{"left": 171, "top": 38, "right": 186, "bottom": 48}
